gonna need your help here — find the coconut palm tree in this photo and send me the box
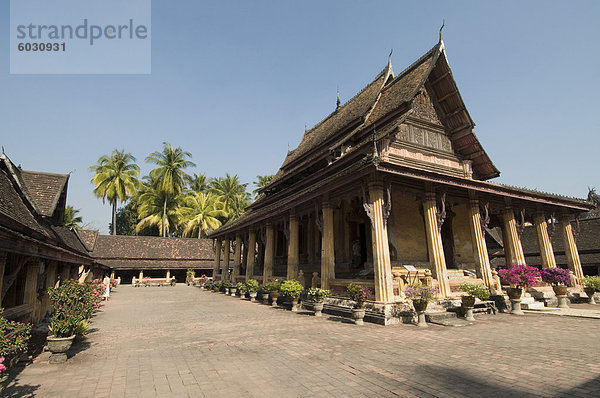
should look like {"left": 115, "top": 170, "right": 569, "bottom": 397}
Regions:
{"left": 226, "top": 193, "right": 251, "bottom": 222}
{"left": 253, "top": 174, "right": 274, "bottom": 199}
{"left": 135, "top": 185, "right": 183, "bottom": 237}
{"left": 146, "top": 142, "right": 195, "bottom": 237}
{"left": 189, "top": 173, "right": 209, "bottom": 193}
{"left": 209, "top": 173, "right": 248, "bottom": 212}
{"left": 89, "top": 150, "right": 141, "bottom": 235}
{"left": 63, "top": 205, "right": 83, "bottom": 229}
{"left": 177, "top": 192, "right": 226, "bottom": 238}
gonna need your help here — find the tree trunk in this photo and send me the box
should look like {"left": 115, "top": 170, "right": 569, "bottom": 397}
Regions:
{"left": 162, "top": 194, "right": 168, "bottom": 237}
{"left": 112, "top": 199, "right": 117, "bottom": 235}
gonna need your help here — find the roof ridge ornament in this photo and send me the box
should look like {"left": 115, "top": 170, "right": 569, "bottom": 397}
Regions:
{"left": 336, "top": 86, "right": 341, "bottom": 110}
{"left": 439, "top": 19, "right": 445, "bottom": 43}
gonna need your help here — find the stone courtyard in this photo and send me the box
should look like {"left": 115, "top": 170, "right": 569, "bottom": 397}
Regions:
{"left": 5, "top": 285, "right": 600, "bottom": 397}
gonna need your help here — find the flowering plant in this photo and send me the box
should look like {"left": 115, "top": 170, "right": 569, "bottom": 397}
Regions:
{"left": 498, "top": 262, "right": 540, "bottom": 288}
{"left": 48, "top": 279, "right": 104, "bottom": 338}
{"left": 0, "top": 356, "right": 5, "bottom": 374}
{"left": 540, "top": 268, "right": 571, "bottom": 286}
{"left": 109, "top": 278, "right": 119, "bottom": 289}
{"left": 582, "top": 276, "right": 600, "bottom": 292}
{"left": 403, "top": 284, "right": 438, "bottom": 303}
{"left": 0, "top": 308, "right": 31, "bottom": 356}
{"left": 306, "top": 288, "right": 330, "bottom": 302}
{"left": 347, "top": 283, "right": 371, "bottom": 309}
{"left": 459, "top": 282, "right": 490, "bottom": 301}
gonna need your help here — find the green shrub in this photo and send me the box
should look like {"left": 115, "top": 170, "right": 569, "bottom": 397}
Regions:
{"left": 74, "top": 319, "right": 89, "bottom": 337}
{"left": 266, "top": 279, "right": 281, "bottom": 292}
{"left": 246, "top": 279, "right": 259, "bottom": 293}
{"left": 347, "top": 283, "right": 371, "bottom": 309}
{"left": 459, "top": 282, "right": 491, "bottom": 301}
{"left": 583, "top": 276, "right": 600, "bottom": 291}
{"left": 280, "top": 280, "right": 304, "bottom": 298}
{"left": 236, "top": 282, "right": 246, "bottom": 292}
{"left": 307, "top": 288, "right": 330, "bottom": 302}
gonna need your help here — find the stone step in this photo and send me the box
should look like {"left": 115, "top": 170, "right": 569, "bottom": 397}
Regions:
{"left": 426, "top": 311, "right": 472, "bottom": 327}
{"left": 521, "top": 301, "right": 546, "bottom": 310}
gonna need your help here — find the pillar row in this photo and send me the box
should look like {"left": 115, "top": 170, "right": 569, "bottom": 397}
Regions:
{"left": 534, "top": 213, "right": 556, "bottom": 268}
{"left": 467, "top": 198, "right": 494, "bottom": 289}
{"left": 321, "top": 199, "right": 335, "bottom": 290}
{"left": 560, "top": 216, "right": 584, "bottom": 283}
{"left": 502, "top": 207, "right": 526, "bottom": 265}
{"left": 246, "top": 229, "right": 257, "bottom": 281}
{"left": 368, "top": 181, "right": 394, "bottom": 303}
{"left": 423, "top": 191, "right": 450, "bottom": 298}
{"left": 213, "top": 239, "right": 221, "bottom": 280}
{"left": 287, "top": 211, "right": 299, "bottom": 281}
{"left": 222, "top": 238, "right": 231, "bottom": 281}
{"left": 263, "top": 223, "right": 274, "bottom": 282}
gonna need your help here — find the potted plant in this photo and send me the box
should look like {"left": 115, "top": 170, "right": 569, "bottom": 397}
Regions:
{"left": 0, "top": 308, "right": 31, "bottom": 371}
{"left": 459, "top": 282, "right": 490, "bottom": 321}
{"left": 582, "top": 276, "right": 600, "bottom": 304}
{"left": 540, "top": 267, "right": 571, "bottom": 308}
{"left": 306, "top": 288, "right": 330, "bottom": 316}
{"left": 498, "top": 262, "right": 541, "bottom": 315}
{"left": 186, "top": 269, "right": 195, "bottom": 285}
{"left": 280, "top": 280, "right": 304, "bottom": 312}
{"left": 266, "top": 279, "right": 281, "bottom": 307}
{"left": 236, "top": 282, "right": 247, "bottom": 299}
{"left": 404, "top": 284, "right": 439, "bottom": 327}
{"left": 246, "top": 279, "right": 259, "bottom": 302}
{"left": 259, "top": 285, "right": 270, "bottom": 304}
{"left": 221, "top": 279, "right": 231, "bottom": 294}
{"left": 347, "top": 283, "right": 371, "bottom": 325}
{"left": 47, "top": 280, "right": 87, "bottom": 363}
{"left": 229, "top": 282, "right": 237, "bottom": 296}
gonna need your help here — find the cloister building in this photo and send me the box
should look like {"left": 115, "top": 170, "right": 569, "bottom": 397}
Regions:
{"left": 208, "top": 39, "right": 594, "bottom": 304}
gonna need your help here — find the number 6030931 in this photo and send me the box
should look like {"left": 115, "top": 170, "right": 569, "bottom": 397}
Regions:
{"left": 17, "top": 42, "right": 66, "bottom": 51}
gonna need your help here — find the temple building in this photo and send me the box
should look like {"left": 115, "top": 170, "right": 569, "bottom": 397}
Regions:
{"left": 208, "top": 39, "right": 594, "bottom": 305}
{"left": 0, "top": 153, "right": 107, "bottom": 323}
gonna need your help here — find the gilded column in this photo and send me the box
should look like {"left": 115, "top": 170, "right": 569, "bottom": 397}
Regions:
{"left": 502, "top": 206, "right": 526, "bottom": 264}
{"left": 166, "top": 269, "right": 170, "bottom": 279}
{"left": 368, "top": 181, "right": 394, "bottom": 303}
{"left": 263, "top": 222, "right": 274, "bottom": 282}
{"left": 222, "top": 238, "right": 231, "bottom": 281}
{"left": 321, "top": 198, "right": 335, "bottom": 290}
{"left": 0, "top": 251, "right": 6, "bottom": 307}
{"left": 559, "top": 215, "right": 584, "bottom": 284}
{"left": 246, "top": 229, "right": 257, "bottom": 281}
{"left": 213, "top": 239, "right": 221, "bottom": 280}
{"left": 233, "top": 234, "right": 242, "bottom": 279}
{"left": 422, "top": 190, "right": 450, "bottom": 297}
{"left": 139, "top": 269, "right": 144, "bottom": 280}
{"left": 534, "top": 213, "right": 557, "bottom": 268}
{"left": 287, "top": 210, "right": 299, "bottom": 281}
{"left": 467, "top": 198, "right": 494, "bottom": 289}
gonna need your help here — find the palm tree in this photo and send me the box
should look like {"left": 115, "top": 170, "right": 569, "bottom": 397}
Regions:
{"left": 146, "top": 142, "right": 195, "bottom": 237}
{"left": 253, "top": 174, "right": 274, "bottom": 199}
{"left": 136, "top": 186, "right": 183, "bottom": 237}
{"left": 226, "top": 193, "right": 251, "bottom": 222}
{"left": 176, "top": 192, "right": 226, "bottom": 238}
{"left": 89, "top": 150, "right": 141, "bottom": 235}
{"left": 64, "top": 205, "right": 83, "bottom": 229}
{"left": 209, "top": 173, "right": 248, "bottom": 212}
{"left": 189, "top": 173, "right": 209, "bottom": 193}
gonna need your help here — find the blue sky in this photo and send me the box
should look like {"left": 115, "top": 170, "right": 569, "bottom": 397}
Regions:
{"left": 1, "top": 1, "right": 599, "bottom": 233}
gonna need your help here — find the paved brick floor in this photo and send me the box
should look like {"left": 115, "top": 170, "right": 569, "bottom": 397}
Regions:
{"left": 5, "top": 285, "right": 600, "bottom": 397}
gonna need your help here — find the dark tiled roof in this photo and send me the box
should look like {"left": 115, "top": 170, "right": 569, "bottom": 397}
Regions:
{"left": 77, "top": 229, "right": 99, "bottom": 251}
{"left": 97, "top": 259, "right": 214, "bottom": 270}
{"left": 90, "top": 235, "right": 215, "bottom": 262}
{"left": 521, "top": 216, "right": 600, "bottom": 256}
{"left": 0, "top": 169, "right": 49, "bottom": 236}
{"left": 50, "top": 225, "right": 89, "bottom": 256}
{"left": 19, "top": 170, "right": 68, "bottom": 217}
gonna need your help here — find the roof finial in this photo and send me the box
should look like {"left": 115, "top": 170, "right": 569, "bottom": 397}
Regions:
{"left": 388, "top": 49, "right": 393, "bottom": 65}
{"left": 304, "top": 122, "right": 308, "bottom": 133}
{"left": 439, "top": 19, "right": 445, "bottom": 42}
{"left": 1, "top": 146, "right": 4, "bottom": 155}
{"left": 336, "top": 86, "right": 341, "bottom": 110}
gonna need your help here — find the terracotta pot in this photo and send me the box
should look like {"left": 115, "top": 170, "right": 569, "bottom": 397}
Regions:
{"left": 461, "top": 295, "right": 476, "bottom": 308}
{"left": 351, "top": 308, "right": 366, "bottom": 325}
{"left": 506, "top": 287, "right": 523, "bottom": 300}
{"left": 552, "top": 285, "right": 568, "bottom": 296}
{"left": 47, "top": 335, "right": 75, "bottom": 364}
